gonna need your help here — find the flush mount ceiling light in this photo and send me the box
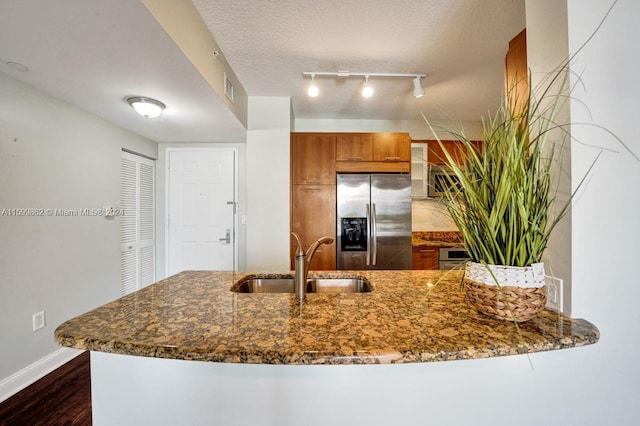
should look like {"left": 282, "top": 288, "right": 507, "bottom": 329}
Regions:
{"left": 307, "top": 74, "right": 319, "bottom": 97}
{"left": 126, "top": 96, "right": 166, "bottom": 118}
{"left": 302, "top": 71, "right": 427, "bottom": 98}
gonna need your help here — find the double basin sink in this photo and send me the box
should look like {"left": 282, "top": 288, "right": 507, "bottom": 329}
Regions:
{"left": 231, "top": 275, "right": 372, "bottom": 294}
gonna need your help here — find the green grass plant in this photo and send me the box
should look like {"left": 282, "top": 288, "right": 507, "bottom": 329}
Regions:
{"left": 426, "top": 71, "right": 582, "bottom": 267}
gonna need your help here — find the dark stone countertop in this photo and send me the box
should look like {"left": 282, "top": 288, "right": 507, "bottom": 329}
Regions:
{"left": 412, "top": 231, "right": 464, "bottom": 247}
{"left": 55, "top": 270, "right": 599, "bottom": 365}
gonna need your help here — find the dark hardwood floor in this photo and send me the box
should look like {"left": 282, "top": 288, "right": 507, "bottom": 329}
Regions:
{"left": 0, "top": 351, "right": 91, "bottom": 426}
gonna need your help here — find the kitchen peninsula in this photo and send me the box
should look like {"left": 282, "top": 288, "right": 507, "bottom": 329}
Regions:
{"left": 55, "top": 270, "right": 598, "bottom": 424}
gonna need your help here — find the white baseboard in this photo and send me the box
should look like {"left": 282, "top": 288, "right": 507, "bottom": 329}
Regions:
{"left": 0, "top": 347, "right": 84, "bottom": 403}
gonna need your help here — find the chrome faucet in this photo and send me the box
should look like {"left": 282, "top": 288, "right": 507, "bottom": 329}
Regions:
{"left": 291, "top": 232, "right": 334, "bottom": 302}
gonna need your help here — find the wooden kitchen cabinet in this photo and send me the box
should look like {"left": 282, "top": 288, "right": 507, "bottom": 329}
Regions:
{"left": 290, "top": 133, "right": 337, "bottom": 270}
{"left": 372, "top": 132, "right": 411, "bottom": 162}
{"left": 335, "top": 132, "right": 410, "bottom": 173}
{"left": 414, "top": 139, "right": 482, "bottom": 165}
{"left": 412, "top": 246, "right": 439, "bottom": 270}
{"left": 290, "top": 184, "right": 336, "bottom": 270}
{"left": 428, "top": 140, "right": 466, "bottom": 165}
{"left": 291, "top": 133, "right": 336, "bottom": 185}
{"left": 505, "top": 28, "right": 528, "bottom": 123}
{"left": 335, "top": 133, "right": 374, "bottom": 162}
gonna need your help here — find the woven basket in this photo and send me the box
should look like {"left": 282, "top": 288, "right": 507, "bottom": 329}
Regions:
{"left": 462, "top": 262, "right": 547, "bottom": 322}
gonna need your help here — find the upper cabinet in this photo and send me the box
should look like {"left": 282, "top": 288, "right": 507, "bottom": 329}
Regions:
{"left": 505, "top": 28, "right": 529, "bottom": 122}
{"left": 372, "top": 132, "right": 411, "bottom": 162}
{"left": 335, "top": 133, "right": 374, "bottom": 162}
{"left": 335, "top": 132, "right": 410, "bottom": 173}
{"left": 411, "top": 142, "right": 428, "bottom": 198}
{"left": 428, "top": 140, "right": 468, "bottom": 165}
{"left": 291, "top": 133, "right": 336, "bottom": 185}
{"left": 415, "top": 140, "right": 482, "bottom": 166}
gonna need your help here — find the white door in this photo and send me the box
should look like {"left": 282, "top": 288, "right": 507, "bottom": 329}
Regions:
{"left": 167, "top": 149, "right": 236, "bottom": 275}
{"left": 121, "top": 151, "right": 156, "bottom": 296}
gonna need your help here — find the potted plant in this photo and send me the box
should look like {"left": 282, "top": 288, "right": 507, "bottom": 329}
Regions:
{"left": 426, "top": 70, "right": 583, "bottom": 322}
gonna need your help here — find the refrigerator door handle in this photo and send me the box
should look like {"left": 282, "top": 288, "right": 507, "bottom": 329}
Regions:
{"left": 366, "top": 203, "right": 371, "bottom": 266}
{"left": 372, "top": 203, "right": 378, "bottom": 266}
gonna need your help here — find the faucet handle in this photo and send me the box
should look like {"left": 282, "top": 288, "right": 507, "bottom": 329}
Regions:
{"left": 291, "top": 232, "right": 304, "bottom": 256}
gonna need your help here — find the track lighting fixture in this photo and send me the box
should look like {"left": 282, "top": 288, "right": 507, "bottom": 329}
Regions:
{"left": 302, "top": 71, "right": 427, "bottom": 98}
{"left": 361, "top": 75, "right": 373, "bottom": 98}
{"left": 307, "top": 74, "right": 319, "bottom": 97}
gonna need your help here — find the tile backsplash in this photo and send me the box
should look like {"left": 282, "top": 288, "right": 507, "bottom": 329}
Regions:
{"left": 411, "top": 198, "right": 458, "bottom": 231}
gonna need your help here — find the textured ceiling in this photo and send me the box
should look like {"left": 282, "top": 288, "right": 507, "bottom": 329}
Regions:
{"left": 0, "top": 0, "right": 246, "bottom": 143}
{"left": 193, "top": 0, "right": 526, "bottom": 122}
{"left": 0, "top": 0, "right": 525, "bottom": 144}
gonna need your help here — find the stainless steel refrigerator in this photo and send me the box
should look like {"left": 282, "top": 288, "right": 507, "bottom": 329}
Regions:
{"left": 337, "top": 173, "right": 412, "bottom": 270}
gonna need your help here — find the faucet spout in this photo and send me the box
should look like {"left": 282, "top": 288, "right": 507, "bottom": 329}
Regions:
{"left": 304, "top": 236, "right": 334, "bottom": 277}
{"left": 291, "top": 232, "right": 334, "bottom": 302}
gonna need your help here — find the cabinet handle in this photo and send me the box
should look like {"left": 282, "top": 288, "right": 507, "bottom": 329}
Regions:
{"left": 384, "top": 156, "right": 401, "bottom": 161}
{"left": 304, "top": 180, "right": 321, "bottom": 184}
{"left": 419, "top": 249, "right": 435, "bottom": 253}
{"left": 346, "top": 156, "right": 363, "bottom": 161}
{"left": 302, "top": 188, "right": 323, "bottom": 192}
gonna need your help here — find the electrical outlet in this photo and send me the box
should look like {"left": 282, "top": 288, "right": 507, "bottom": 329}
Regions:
{"left": 545, "top": 276, "right": 563, "bottom": 313}
{"left": 32, "top": 311, "right": 46, "bottom": 331}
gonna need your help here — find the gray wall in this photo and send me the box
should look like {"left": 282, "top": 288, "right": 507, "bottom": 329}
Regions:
{"left": 0, "top": 72, "right": 157, "bottom": 379}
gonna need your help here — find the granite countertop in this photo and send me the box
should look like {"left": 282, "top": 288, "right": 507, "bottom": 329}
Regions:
{"left": 412, "top": 231, "right": 465, "bottom": 248}
{"left": 55, "top": 270, "right": 599, "bottom": 365}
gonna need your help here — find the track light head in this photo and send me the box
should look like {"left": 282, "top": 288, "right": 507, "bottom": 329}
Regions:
{"left": 307, "top": 75, "right": 319, "bottom": 97}
{"left": 413, "top": 76, "right": 425, "bottom": 98}
{"left": 361, "top": 76, "right": 374, "bottom": 98}
{"left": 302, "top": 71, "right": 426, "bottom": 98}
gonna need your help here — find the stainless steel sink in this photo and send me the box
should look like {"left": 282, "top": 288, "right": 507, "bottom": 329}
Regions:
{"left": 231, "top": 278, "right": 295, "bottom": 293}
{"left": 306, "top": 278, "right": 372, "bottom": 293}
{"left": 230, "top": 276, "right": 372, "bottom": 294}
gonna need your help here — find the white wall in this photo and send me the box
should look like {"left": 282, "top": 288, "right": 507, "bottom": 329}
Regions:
{"left": 246, "top": 97, "right": 291, "bottom": 270}
{"left": 294, "top": 118, "right": 484, "bottom": 140}
{"left": 0, "top": 72, "right": 157, "bottom": 388}
{"left": 568, "top": 0, "right": 640, "bottom": 419}
{"left": 526, "top": 0, "right": 573, "bottom": 314}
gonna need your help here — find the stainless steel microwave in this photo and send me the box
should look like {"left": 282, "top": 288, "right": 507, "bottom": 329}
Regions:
{"left": 428, "top": 165, "right": 461, "bottom": 197}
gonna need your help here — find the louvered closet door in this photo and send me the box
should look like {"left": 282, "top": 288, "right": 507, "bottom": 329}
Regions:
{"left": 121, "top": 151, "right": 156, "bottom": 296}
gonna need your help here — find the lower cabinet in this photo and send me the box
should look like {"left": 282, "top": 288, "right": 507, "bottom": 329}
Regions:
{"left": 290, "top": 184, "right": 336, "bottom": 270}
{"left": 412, "top": 246, "right": 439, "bottom": 270}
